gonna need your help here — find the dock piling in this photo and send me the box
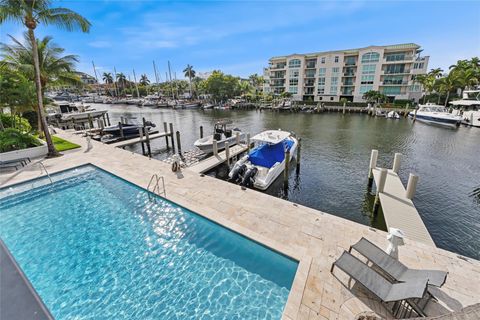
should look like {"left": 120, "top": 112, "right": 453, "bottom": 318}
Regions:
{"left": 176, "top": 131, "right": 182, "bottom": 155}
{"left": 235, "top": 132, "right": 240, "bottom": 145}
{"left": 169, "top": 123, "right": 175, "bottom": 151}
{"left": 246, "top": 133, "right": 251, "bottom": 152}
{"left": 213, "top": 140, "right": 218, "bottom": 156}
{"left": 405, "top": 174, "right": 418, "bottom": 200}
{"left": 88, "top": 114, "right": 94, "bottom": 129}
{"left": 200, "top": 126, "right": 204, "bottom": 138}
{"left": 296, "top": 138, "right": 301, "bottom": 170}
{"left": 413, "top": 108, "right": 417, "bottom": 122}
{"left": 106, "top": 113, "right": 111, "bottom": 126}
{"left": 392, "top": 153, "right": 402, "bottom": 174}
{"left": 139, "top": 126, "right": 145, "bottom": 155}
{"left": 284, "top": 149, "right": 290, "bottom": 186}
{"left": 119, "top": 122, "right": 124, "bottom": 139}
{"left": 373, "top": 168, "right": 388, "bottom": 215}
{"left": 368, "top": 149, "right": 378, "bottom": 189}
{"left": 225, "top": 141, "right": 230, "bottom": 166}
{"left": 163, "top": 122, "right": 170, "bottom": 149}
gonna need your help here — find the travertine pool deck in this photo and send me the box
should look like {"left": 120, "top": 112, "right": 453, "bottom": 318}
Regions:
{"left": 1, "top": 129, "right": 479, "bottom": 319}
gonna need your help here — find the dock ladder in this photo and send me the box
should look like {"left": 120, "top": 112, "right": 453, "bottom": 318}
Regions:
{"left": 147, "top": 174, "right": 166, "bottom": 198}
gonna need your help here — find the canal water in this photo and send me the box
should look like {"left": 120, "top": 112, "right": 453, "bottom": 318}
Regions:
{"left": 94, "top": 104, "right": 480, "bottom": 260}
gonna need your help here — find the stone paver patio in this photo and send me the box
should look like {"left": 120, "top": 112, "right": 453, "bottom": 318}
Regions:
{"left": 1, "top": 129, "right": 479, "bottom": 319}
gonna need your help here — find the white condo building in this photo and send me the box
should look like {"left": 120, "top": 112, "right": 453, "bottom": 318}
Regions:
{"left": 263, "top": 43, "right": 429, "bottom": 103}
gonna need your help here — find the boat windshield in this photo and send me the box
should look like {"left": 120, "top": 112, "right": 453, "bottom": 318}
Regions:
{"left": 420, "top": 106, "right": 446, "bottom": 112}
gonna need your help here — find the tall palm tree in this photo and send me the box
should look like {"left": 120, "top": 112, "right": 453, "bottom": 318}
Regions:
{"left": 1, "top": 33, "right": 81, "bottom": 131}
{"left": 139, "top": 74, "right": 150, "bottom": 86}
{"left": 0, "top": 0, "right": 91, "bottom": 156}
{"left": 102, "top": 72, "right": 113, "bottom": 84}
{"left": 183, "top": 64, "right": 195, "bottom": 98}
{"left": 436, "top": 73, "right": 459, "bottom": 106}
{"left": 116, "top": 72, "right": 126, "bottom": 92}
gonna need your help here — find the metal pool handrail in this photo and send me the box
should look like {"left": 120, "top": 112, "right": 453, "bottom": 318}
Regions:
{"left": 147, "top": 174, "right": 166, "bottom": 198}
{"left": 37, "top": 161, "right": 53, "bottom": 184}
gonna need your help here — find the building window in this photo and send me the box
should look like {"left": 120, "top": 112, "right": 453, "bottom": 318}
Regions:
{"left": 362, "top": 64, "right": 376, "bottom": 74}
{"left": 360, "top": 85, "right": 373, "bottom": 94}
{"left": 361, "top": 52, "right": 380, "bottom": 63}
{"left": 321, "top": 57, "right": 326, "bottom": 64}
{"left": 289, "top": 79, "right": 298, "bottom": 86}
{"left": 382, "top": 86, "right": 402, "bottom": 95}
{"left": 317, "top": 86, "right": 325, "bottom": 94}
{"left": 413, "top": 62, "right": 424, "bottom": 69}
{"left": 331, "top": 77, "right": 338, "bottom": 85}
{"left": 334, "top": 56, "right": 339, "bottom": 63}
{"left": 289, "top": 69, "right": 299, "bottom": 78}
{"left": 318, "top": 77, "right": 326, "bottom": 85}
{"left": 343, "top": 78, "right": 354, "bottom": 85}
{"left": 332, "top": 67, "right": 340, "bottom": 76}
{"left": 385, "top": 64, "right": 406, "bottom": 74}
{"left": 344, "top": 56, "right": 356, "bottom": 65}
{"left": 383, "top": 75, "right": 404, "bottom": 85}
{"left": 385, "top": 52, "right": 407, "bottom": 62}
{"left": 330, "top": 97, "right": 334, "bottom": 101}
{"left": 360, "top": 75, "right": 374, "bottom": 84}
{"left": 330, "top": 86, "right": 338, "bottom": 95}
{"left": 305, "top": 70, "right": 316, "bottom": 78}
{"left": 288, "top": 59, "right": 301, "bottom": 68}
{"left": 289, "top": 86, "right": 298, "bottom": 94}
{"left": 318, "top": 68, "right": 326, "bottom": 76}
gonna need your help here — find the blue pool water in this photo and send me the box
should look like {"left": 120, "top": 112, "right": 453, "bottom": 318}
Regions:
{"left": 0, "top": 166, "right": 298, "bottom": 319}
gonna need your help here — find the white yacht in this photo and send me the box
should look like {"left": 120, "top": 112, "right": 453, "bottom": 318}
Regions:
{"left": 450, "top": 90, "right": 480, "bottom": 128}
{"left": 386, "top": 111, "right": 400, "bottom": 119}
{"left": 228, "top": 130, "right": 298, "bottom": 190}
{"left": 409, "top": 103, "right": 462, "bottom": 128}
{"left": 194, "top": 120, "right": 244, "bottom": 153}
{"left": 46, "top": 101, "right": 106, "bottom": 123}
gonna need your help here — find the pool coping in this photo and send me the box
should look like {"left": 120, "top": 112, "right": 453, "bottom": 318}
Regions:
{"left": 0, "top": 162, "right": 309, "bottom": 319}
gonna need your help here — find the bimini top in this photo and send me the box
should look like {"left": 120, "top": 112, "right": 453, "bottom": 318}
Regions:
{"left": 249, "top": 139, "right": 294, "bottom": 168}
{"left": 251, "top": 130, "right": 291, "bottom": 145}
{"left": 450, "top": 100, "right": 480, "bottom": 106}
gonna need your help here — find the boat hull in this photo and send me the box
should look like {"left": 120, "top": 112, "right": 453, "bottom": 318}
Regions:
{"left": 194, "top": 132, "right": 245, "bottom": 153}
{"left": 409, "top": 113, "right": 461, "bottom": 128}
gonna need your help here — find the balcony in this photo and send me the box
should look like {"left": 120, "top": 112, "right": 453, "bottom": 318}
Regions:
{"left": 305, "top": 63, "right": 316, "bottom": 69}
{"left": 342, "top": 83, "right": 355, "bottom": 86}
{"left": 382, "top": 70, "right": 410, "bottom": 75}
{"left": 343, "top": 73, "right": 356, "bottom": 77}
{"left": 382, "top": 81, "right": 407, "bottom": 85}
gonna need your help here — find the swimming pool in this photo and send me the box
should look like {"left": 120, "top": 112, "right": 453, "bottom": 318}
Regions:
{"left": 0, "top": 165, "right": 298, "bottom": 319}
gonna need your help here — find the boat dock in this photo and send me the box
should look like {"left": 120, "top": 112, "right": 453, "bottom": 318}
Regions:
{"left": 368, "top": 150, "right": 435, "bottom": 246}
{"left": 188, "top": 143, "right": 249, "bottom": 173}
{"left": 110, "top": 131, "right": 170, "bottom": 148}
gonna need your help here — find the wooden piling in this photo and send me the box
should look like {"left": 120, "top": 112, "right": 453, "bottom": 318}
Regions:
{"left": 405, "top": 174, "right": 418, "bottom": 200}
{"left": 106, "top": 113, "right": 111, "bottom": 126}
{"left": 139, "top": 126, "right": 145, "bottom": 155}
{"left": 200, "top": 125, "right": 204, "bottom": 138}
{"left": 225, "top": 141, "right": 230, "bottom": 166}
{"left": 373, "top": 168, "right": 388, "bottom": 215}
{"left": 118, "top": 122, "right": 124, "bottom": 139}
{"left": 392, "top": 153, "right": 402, "bottom": 174}
{"left": 246, "top": 133, "right": 251, "bottom": 152}
{"left": 296, "top": 138, "right": 301, "bottom": 169}
{"left": 169, "top": 123, "right": 175, "bottom": 151}
{"left": 212, "top": 140, "right": 218, "bottom": 156}
{"left": 284, "top": 149, "right": 290, "bottom": 184}
{"left": 367, "top": 149, "right": 378, "bottom": 189}
{"left": 176, "top": 130, "right": 182, "bottom": 154}
{"left": 145, "top": 128, "right": 151, "bottom": 158}
{"left": 413, "top": 108, "right": 417, "bottom": 122}
{"left": 88, "top": 114, "right": 94, "bottom": 129}
{"left": 235, "top": 132, "right": 240, "bottom": 145}
{"left": 163, "top": 122, "right": 169, "bottom": 149}
{"left": 120, "top": 116, "right": 124, "bottom": 125}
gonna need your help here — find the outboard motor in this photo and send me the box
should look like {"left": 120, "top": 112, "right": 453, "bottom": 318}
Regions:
{"left": 228, "top": 163, "right": 246, "bottom": 183}
{"left": 144, "top": 121, "right": 156, "bottom": 128}
{"left": 241, "top": 167, "right": 258, "bottom": 187}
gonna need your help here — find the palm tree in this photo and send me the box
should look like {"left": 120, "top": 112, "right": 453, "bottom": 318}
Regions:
{"left": 116, "top": 72, "right": 126, "bottom": 92}
{"left": 102, "top": 72, "right": 113, "bottom": 84}
{"left": 1, "top": 33, "right": 81, "bottom": 131}
{"left": 0, "top": 0, "right": 91, "bottom": 156}
{"left": 183, "top": 64, "right": 195, "bottom": 98}
{"left": 139, "top": 74, "right": 150, "bottom": 86}
{"left": 436, "top": 73, "right": 459, "bottom": 106}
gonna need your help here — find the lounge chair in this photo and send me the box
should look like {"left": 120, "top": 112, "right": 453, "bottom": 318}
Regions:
{"left": 331, "top": 251, "right": 431, "bottom": 318}
{"left": 350, "top": 237, "right": 448, "bottom": 287}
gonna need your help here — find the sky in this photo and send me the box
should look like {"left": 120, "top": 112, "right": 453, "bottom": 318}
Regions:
{"left": 1, "top": 0, "right": 479, "bottom": 82}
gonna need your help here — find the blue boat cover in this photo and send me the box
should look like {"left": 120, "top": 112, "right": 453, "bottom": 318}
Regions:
{"left": 249, "top": 139, "right": 294, "bottom": 168}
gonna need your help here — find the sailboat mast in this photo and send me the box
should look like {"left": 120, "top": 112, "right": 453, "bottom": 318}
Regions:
{"left": 91, "top": 61, "right": 101, "bottom": 98}
{"left": 153, "top": 60, "right": 160, "bottom": 97}
{"left": 113, "top": 66, "right": 119, "bottom": 97}
{"left": 168, "top": 61, "right": 175, "bottom": 99}
{"left": 132, "top": 69, "right": 140, "bottom": 98}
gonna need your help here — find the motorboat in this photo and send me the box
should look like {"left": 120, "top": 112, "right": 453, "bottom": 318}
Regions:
{"left": 409, "top": 103, "right": 462, "bottom": 128}
{"left": 193, "top": 120, "right": 245, "bottom": 153}
{"left": 228, "top": 130, "right": 298, "bottom": 190}
{"left": 386, "top": 111, "right": 400, "bottom": 119}
{"left": 450, "top": 90, "right": 480, "bottom": 128}
{"left": 202, "top": 103, "right": 215, "bottom": 110}
{"left": 101, "top": 120, "right": 156, "bottom": 143}
{"left": 46, "top": 101, "right": 106, "bottom": 123}
{"left": 142, "top": 99, "right": 157, "bottom": 107}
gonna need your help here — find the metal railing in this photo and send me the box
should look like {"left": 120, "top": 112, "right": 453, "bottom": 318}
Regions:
{"left": 37, "top": 161, "right": 53, "bottom": 184}
{"left": 147, "top": 174, "right": 166, "bottom": 198}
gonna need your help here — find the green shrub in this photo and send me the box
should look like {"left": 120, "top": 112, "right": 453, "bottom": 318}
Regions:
{"left": 0, "top": 113, "right": 32, "bottom": 132}
{"left": 0, "top": 128, "right": 41, "bottom": 152}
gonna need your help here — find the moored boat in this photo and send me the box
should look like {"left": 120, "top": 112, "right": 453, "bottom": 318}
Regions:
{"left": 409, "top": 103, "right": 462, "bottom": 128}
{"left": 228, "top": 130, "right": 298, "bottom": 190}
{"left": 194, "top": 120, "right": 244, "bottom": 153}
{"left": 450, "top": 90, "right": 480, "bottom": 128}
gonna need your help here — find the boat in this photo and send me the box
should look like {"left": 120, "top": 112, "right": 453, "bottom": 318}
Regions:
{"left": 202, "top": 103, "right": 215, "bottom": 110}
{"left": 46, "top": 101, "right": 106, "bottom": 123}
{"left": 193, "top": 120, "right": 245, "bottom": 153}
{"left": 450, "top": 90, "right": 480, "bottom": 128}
{"left": 408, "top": 103, "right": 462, "bottom": 128}
{"left": 386, "top": 111, "right": 400, "bottom": 119}
{"left": 101, "top": 120, "right": 156, "bottom": 143}
{"left": 228, "top": 130, "right": 298, "bottom": 190}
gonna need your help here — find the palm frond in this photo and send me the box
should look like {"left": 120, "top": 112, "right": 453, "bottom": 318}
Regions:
{"left": 37, "top": 7, "right": 91, "bottom": 32}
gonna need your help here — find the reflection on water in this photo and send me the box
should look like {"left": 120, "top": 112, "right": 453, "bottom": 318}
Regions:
{"left": 93, "top": 104, "right": 480, "bottom": 260}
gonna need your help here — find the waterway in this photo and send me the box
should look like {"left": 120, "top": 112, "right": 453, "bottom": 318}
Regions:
{"left": 93, "top": 104, "right": 480, "bottom": 260}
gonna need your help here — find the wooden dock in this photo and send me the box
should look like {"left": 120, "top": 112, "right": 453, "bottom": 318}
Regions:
{"left": 110, "top": 131, "right": 171, "bottom": 148}
{"left": 371, "top": 161, "right": 435, "bottom": 246}
{"left": 188, "top": 144, "right": 248, "bottom": 173}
